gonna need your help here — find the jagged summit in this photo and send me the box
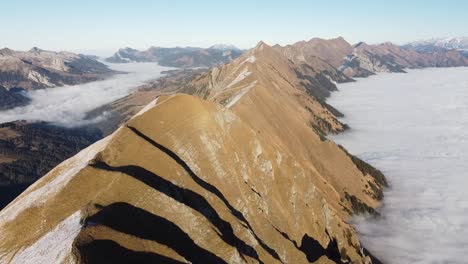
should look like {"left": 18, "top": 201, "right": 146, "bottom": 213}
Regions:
{"left": 247, "top": 41, "right": 268, "bottom": 54}
{"left": 407, "top": 36, "right": 468, "bottom": 50}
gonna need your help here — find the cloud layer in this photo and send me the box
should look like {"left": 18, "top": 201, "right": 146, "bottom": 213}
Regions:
{"left": 0, "top": 62, "right": 174, "bottom": 126}
{"left": 329, "top": 67, "right": 468, "bottom": 264}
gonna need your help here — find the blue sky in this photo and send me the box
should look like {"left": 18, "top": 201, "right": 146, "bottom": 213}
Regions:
{"left": 1, "top": 0, "right": 467, "bottom": 54}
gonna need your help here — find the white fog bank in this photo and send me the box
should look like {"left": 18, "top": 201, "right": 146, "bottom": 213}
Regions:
{"left": 329, "top": 67, "right": 468, "bottom": 264}
{"left": 0, "top": 62, "right": 174, "bottom": 125}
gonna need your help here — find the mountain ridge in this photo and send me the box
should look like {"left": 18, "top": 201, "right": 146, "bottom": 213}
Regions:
{"left": 406, "top": 36, "right": 468, "bottom": 51}
{"left": 0, "top": 47, "right": 115, "bottom": 110}
{"left": 3, "top": 36, "right": 468, "bottom": 263}
{"left": 0, "top": 47, "right": 114, "bottom": 91}
{"left": 274, "top": 37, "right": 468, "bottom": 77}
{"left": 0, "top": 41, "right": 386, "bottom": 263}
{"left": 105, "top": 46, "right": 243, "bottom": 68}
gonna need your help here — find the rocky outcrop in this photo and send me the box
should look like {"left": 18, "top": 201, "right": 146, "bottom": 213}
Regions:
{"left": 0, "top": 42, "right": 386, "bottom": 263}
{"left": 0, "top": 47, "right": 114, "bottom": 91}
{"left": 105, "top": 46, "right": 243, "bottom": 68}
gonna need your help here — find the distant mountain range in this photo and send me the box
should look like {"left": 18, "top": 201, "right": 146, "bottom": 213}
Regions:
{"left": 0, "top": 47, "right": 114, "bottom": 91}
{"left": 0, "top": 47, "right": 114, "bottom": 109}
{"left": 275, "top": 37, "right": 468, "bottom": 78}
{"left": 105, "top": 45, "right": 243, "bottom": 67}
{"left": 406, "top": 37, "right": 468, "bottom": 52}
{"left": 209, "top": 43, "right": 241, "bottom": 51}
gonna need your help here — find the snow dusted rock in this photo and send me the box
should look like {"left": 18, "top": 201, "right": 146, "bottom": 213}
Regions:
{"left": 209, "top": 44, "right": 241, "bottom": 51}
{"left": 407, "top": 36, "right": 468, "bottom": 51}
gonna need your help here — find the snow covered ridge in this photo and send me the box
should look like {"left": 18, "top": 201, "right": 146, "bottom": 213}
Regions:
{"left": 407, "top": 36, "right": 468, "bottom": 50}
{"left": 209, "top": 44, "right": 241, "bottom": 51}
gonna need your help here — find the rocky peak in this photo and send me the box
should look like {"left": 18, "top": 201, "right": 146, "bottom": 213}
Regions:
{"left": 0, "top": 48, "right": 14, "bottom": 56}
{"left": 28, "top": 47, "right": 45, "bottom": 54}
{"left": 254, "top": 40, "right": 268, "bottom": 50}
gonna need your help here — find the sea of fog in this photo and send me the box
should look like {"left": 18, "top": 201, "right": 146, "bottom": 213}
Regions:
{"left": 0, "top": 62, "right": 174, "bottom": 126}
{"left": 329, "top": 67, "right": 468, "bottom": 264}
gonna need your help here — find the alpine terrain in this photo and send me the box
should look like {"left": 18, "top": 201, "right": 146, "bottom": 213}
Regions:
{"left": 0, "top": 42, "right": 387, "bottom": 263}
{"left": 0, "top": 47, "right": 114, "bottom": 110}
{"left": 105, "top": 46, "right": 243, "bottom": 68}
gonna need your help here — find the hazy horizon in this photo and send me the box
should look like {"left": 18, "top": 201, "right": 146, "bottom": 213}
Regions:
{"left": 1, "top": 0, "right": 467, "bottom": 53}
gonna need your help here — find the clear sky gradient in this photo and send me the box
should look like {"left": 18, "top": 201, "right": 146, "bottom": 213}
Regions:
{"left": 1, "top": 0, "right": 467, "bottom": 54}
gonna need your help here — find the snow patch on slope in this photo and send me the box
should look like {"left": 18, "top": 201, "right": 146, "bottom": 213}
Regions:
{"left": 225, "top": 80, "right": 257, "bottom": 108}
{"left": 0, "top": 135, "right": 112, "bottom": 224}
{"left": 242, "top": 56, "right": 256, "bottom": 64}
{"left": 10, "top": 211, "right": 82, "bottom": 264}
{"left": 133, "top": 97, "right": 159, "bottom": 118}
{"left": 226, "top": 68, "right": 252, "bottom": 88}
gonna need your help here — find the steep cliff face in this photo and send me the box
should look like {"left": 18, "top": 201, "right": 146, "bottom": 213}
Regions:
{"left": 0, "top": 42, "right": 386, "bottom": 264}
